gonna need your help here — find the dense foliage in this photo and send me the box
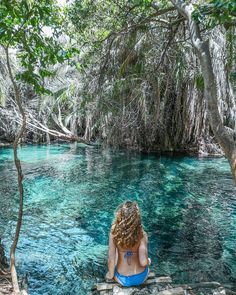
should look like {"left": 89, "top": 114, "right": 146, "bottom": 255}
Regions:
{"left": 0, "top": 0, "right": 79, "bottom": 93}
{"left": 0, "top": 0, "right": 235, "bottom": 153}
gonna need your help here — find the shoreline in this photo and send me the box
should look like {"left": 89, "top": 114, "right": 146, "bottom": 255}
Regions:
{"left": 0, "top": 141, "right": 225, "bottom": 158}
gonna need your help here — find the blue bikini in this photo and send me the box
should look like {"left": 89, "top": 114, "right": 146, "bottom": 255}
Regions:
{"left": 115, "top": 267, "right": 149, "bottom": 287}
{"left": 114, "top": 250, "right": 149, "bottom": 287}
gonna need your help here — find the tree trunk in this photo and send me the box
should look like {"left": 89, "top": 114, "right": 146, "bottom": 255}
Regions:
{"left": 170, "top": 0, "right": 236, "bottom": 183}
{"left": 70, "top": 95, "right": 78, "bottom": 136}
{"left": 5, "top": 46, "right": 26, "bottom": 294}
{"left": 43, "top": 119, "right": 51, "bottom": 144}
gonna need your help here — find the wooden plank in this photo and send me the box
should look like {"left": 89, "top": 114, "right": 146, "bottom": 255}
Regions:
{"left": 97, "top": 275, "right": 172, "bottom": 291}
{"left": 188, "top": 282, "right": 221, "bottom": 289}
{"left": 156, "top": 277, "right": 172, "bottom": 283}
{"left": 97, "top": 283, "right": 116, "bottom": 291}
{"left": 105, "top": 278, "right": 115, "bottom": 283}
{"left": 225, "top": 288, "right": 236, "bottom": 295}
{"left": 156, "top": 287, "right": 185, "bottom": 295}
{"left": 148, "top": 271, "right": 155, "bottom": 279}
{"left": 144, "top": 276, "right": 172, "bottom": 285}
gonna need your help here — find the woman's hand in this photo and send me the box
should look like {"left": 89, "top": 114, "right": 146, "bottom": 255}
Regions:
{"left": 148, "top": 257, "right": 151, "bottom": 265}
{"left": 105, "top": 271, "right": 114, "bottom": 280}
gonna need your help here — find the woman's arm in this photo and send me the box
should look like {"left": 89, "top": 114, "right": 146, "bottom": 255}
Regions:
{"left": 138, "top": 232, "right": 149, "bottom": 267}
{"left": 107, "top": 232, "right": 116, "bottom": 279}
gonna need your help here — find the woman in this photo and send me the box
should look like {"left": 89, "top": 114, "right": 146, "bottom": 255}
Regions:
{"left": 106, "top": 201, "right": 150, "bottom": 287}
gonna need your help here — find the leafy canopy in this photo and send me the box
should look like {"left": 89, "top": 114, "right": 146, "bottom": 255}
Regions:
{"left": 193, "top": 0, "right": 236, "bottom": 27}
{"left": 0, "top": 0, "right": 79, "bottom": 93}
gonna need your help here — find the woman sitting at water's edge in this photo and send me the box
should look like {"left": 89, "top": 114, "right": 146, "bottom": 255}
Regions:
{"left": 106, "top": 201, "right": 150, "bottom": 287}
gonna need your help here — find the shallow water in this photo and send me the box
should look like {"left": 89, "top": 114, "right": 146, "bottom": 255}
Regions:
{"left": 0, "top": 143, "right": 236, "bottom": 294}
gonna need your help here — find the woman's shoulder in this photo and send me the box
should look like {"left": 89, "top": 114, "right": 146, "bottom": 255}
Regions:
{"left": 109, "top": 225, "right": 116, "bottom": 236}
{"left": 109, "top": 230, "right": 115, "bottom": 240}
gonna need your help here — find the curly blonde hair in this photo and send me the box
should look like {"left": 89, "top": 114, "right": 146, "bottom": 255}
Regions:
{"left": 111, "top": 201, "right": 144, "bottom": 248}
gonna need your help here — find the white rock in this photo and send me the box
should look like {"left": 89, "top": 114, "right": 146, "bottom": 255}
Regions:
{"left": 213, "top": 287, "right": 226, "bottom": 295}
{"left": 113, "top": 286, "right": 138, "bottom": 295}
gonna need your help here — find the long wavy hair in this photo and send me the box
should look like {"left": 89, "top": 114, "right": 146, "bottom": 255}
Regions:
{"left": 111, "top": 201, "right": 144, "bottom": 248}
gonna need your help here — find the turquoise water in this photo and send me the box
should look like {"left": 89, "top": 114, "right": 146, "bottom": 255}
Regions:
{"left": 0, "top": 144, "right": 236, "bottom": 294}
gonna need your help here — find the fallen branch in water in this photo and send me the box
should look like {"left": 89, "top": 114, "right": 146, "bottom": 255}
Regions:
{"left": 10, "top": 105, "right": 94, "bottom": 145}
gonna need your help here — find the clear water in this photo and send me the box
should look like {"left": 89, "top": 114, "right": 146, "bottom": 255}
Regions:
{"left": 0, "top": 144, "right": 236, "bottom": 294}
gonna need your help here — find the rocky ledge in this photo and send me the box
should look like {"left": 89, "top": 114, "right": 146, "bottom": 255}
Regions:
{"left": 93, "top": 272, "right": 235, "bottom": 295}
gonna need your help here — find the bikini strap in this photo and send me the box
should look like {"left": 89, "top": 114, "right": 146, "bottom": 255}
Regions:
{"left": 119, "top": 250, "right": 138, "bottom": 253}
{"left": 123, "top": 250, "right": 135, "bottom": 265}
{"left": 124, "top": 250, "right": 133, "bottom": 259}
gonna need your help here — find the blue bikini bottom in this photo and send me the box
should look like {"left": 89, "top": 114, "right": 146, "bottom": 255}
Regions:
{"left": 114, "top": 267, "right": 149, "bottom": 287}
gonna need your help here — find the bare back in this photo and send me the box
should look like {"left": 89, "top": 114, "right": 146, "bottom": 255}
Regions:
{"left": 115, "top": 232, "right": 149, "bottom": 276}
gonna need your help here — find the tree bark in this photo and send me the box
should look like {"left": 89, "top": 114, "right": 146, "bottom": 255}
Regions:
{"left": 170, "top": 0, "right": 236, "bottom": 183}
{"left": 70, "top": 94, "right": 78, "bottom": 136}
{"left": 4, "top": 46, "right": 26, "bottom": 294}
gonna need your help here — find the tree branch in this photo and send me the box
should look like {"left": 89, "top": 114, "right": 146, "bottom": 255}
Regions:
{"left": 4, "top": 45, "right": 26, "bottom": 294}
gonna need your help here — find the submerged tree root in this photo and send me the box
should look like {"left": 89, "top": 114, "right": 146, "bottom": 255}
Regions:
{"left": 0, "top": 270, "right": 28, "bottom": 295}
